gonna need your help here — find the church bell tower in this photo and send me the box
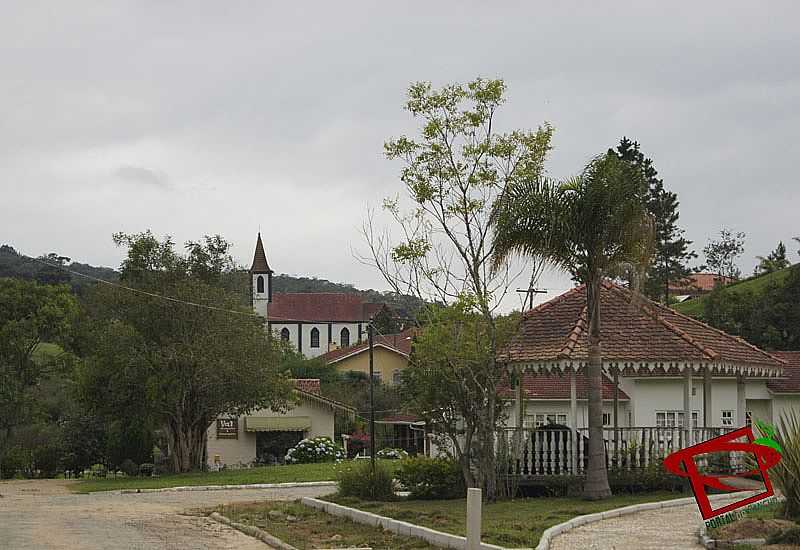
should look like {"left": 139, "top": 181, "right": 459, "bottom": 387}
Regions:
{"left": 250, "top": 233, "right": 273, "bottom": 318}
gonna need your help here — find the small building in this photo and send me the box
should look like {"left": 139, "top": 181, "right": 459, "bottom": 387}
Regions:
{"left": 669, "top": 272, "right": 735, "bottom": 302}
{"left": 206, "top": 379, "right": 354, "bottom": 468}
{"left": 321, "top": 329, "right": 415, "bottom": 385}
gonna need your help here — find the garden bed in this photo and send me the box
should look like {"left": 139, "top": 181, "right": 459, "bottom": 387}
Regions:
{"left": 708, "top": 501, "right": 800, "bottom": 549}
{"left": 325, "top": 491, "right": 684, "bottom": 548}
{"left": 208, "top": 499, "right": 437, "bottom": 549}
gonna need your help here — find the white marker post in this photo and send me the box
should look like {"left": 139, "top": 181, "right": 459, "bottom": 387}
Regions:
{"left": 466, "top": 487, "right": 482, "bottom": 550}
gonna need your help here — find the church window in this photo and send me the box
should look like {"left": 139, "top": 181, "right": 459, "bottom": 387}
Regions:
{"left": 256, "top": 276, "right": 265, "bottom": 293}
{"left": 340, "top": 327, "right": 350, "bottom": 347}
{"left": 310, "top": 327, "right": 320, "bottom": 348}
{"left": 280, "top": 328, "right": 290, "bottom": 341}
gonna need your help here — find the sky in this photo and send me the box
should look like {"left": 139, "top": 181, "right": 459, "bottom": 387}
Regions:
{"left": 2, "top": 2, "right": 799, "bottom": 310}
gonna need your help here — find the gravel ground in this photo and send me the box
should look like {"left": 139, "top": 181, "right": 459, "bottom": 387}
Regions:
{"left": 0, "top": 479, "right": 335, "bottom": 550}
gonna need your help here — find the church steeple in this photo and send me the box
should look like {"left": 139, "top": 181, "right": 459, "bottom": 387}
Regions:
{"left": 250, "top": 232, "right": 273, "bottom": 274}
{"left": 251, "top": 232, "right": 273, "bottom": 317}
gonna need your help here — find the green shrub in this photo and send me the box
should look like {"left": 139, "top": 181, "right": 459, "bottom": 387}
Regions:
{"left": 337, "top": 460, "right": 395, "bottom": 500}
{"left": 767, "top": 526, "right": 800, "bottom": 545}
{"left": 0, "top": 446, "right": 31, "bottom": 479}
{"left": 608, "top": 460, "right": 687, "bottom": 494}
{"left": 120, "top": 459, "right": 138, "bottom": 477}
{"left": 397, "top": 456, "right": 465, "bottom": 500}
{"left": 139, "top": 463, "right": 154, "bottom": 476}
{"left": 285, "top": 437, "right": 345, "bottom": 464}
{"left": 772, "top": 410, "right": 800, "bottom": 519}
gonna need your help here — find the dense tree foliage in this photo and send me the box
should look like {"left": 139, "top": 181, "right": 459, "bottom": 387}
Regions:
{"left": 0, "top": 279, "right": 78, "bottom": 476}
{"left": 755, "top": 241, "right": 791, "bottom": 275}
{"left": 702, "top": 265, "right": 800, "bottom": 351}
{"left": 80, "top": 232, "right": 293, "bottom": 472}
{"left": 611, "top": 138, "right": 695, "bottom": 303}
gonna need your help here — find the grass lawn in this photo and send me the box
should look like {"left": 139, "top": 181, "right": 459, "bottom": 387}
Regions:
{"left": 208, "top": 500, "right": 437, "bottom": 550}
{"left": 72, "top": 461, "right": 345, "bottom": 493}
{"left": 328, "top": 491, "right": 686, "bottom": 548}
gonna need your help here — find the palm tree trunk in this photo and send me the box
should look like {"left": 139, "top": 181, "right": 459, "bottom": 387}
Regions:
{"left": 583, "top": 279, "right": 612, "bottom": 500}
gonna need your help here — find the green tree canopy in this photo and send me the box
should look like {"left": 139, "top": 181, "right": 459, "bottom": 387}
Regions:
{"left": 81, "top": 232, "right": 292, "bottom": 472}
{"left": 755, "top": 241, "right": 790, "bottom": 276}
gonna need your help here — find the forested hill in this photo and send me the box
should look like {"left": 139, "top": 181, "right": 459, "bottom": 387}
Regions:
{"left": 0, "top": 244, "right": 424, "bottom": 317}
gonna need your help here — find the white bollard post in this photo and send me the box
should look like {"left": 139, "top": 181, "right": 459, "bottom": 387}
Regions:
{"left": 466, "top": 487, "right": 482, "bottom": 550}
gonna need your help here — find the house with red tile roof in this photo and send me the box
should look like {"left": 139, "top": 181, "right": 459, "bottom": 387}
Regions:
{"left": 248, "top": 233, "right": 390, "bottom": 357}
{"left": 669, "top": 272, "right": 735, "bottom": 301}
{"left": 492, "top": 281, "right": 800, "bottom": 475}
{"left": 321, "top": 328, "right": 415, "bottom": 385}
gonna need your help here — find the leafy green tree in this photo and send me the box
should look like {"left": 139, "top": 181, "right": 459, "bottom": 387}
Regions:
{"left": 364, "top": 78, "right": 553, "bottom": 500}
{"left": 0, "top": 278, "right": 78, "bottom": 476}
{"left": 81, "top": 232, "right": 292, "bottom": 472}
{"left": 704, "top": 229, "right": 746, "bottom": 280}
{"left": 492, "top": 152, "right": 653, "bottom": 500}
{"left": 611, "top": 138, "right": 695, "bottom": 302}
{"left": 401, "top": 300, "right": 518, "bottom": 491}
{"left": 755, "top": 241, "right": 790, "bottom": 275}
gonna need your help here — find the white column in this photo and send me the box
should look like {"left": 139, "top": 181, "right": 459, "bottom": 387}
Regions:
{"left": 515, "top": 370, "right": 524, "bottom": 429}
{"left": 703, "top": 367, "right": 713, "bottom": 429}
{"left": 684, "top": 367, "right": 693, "bottom": 446}
{"left": 737, "top": 374, "right": 747, "bottom": 427}
{"left": 570, "top": 369, "right": 578, "bottom": 474}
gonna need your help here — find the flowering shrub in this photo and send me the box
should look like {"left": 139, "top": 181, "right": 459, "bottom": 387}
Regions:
{"left": 376, "top": 448, "right": 409, "bottom": 460}
{"left": 285, "top": 437, "right": 345, "bottom": 464}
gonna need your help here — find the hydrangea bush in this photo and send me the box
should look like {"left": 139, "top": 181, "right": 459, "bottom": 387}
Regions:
{"left": 376, "top": 448, "right": 409, "bottom": 460}
{"left": 285, "top": 437, "right": 345, "bottom": 464}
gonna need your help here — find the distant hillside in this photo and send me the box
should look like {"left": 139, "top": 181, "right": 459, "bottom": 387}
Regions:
{"left": 674, "top": 266, "right": 794, "bottom": 318}
{"left": 1, "top": 244, "right": 425, "bottom": 319}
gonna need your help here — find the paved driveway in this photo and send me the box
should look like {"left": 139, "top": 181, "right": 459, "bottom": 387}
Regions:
{"left": 0, "top": 479, "right": 334, "bottom": 550}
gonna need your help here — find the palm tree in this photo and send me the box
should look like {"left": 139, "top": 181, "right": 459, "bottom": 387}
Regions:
{"left": 492, "top": 152, "right": 653, "bottom": 500}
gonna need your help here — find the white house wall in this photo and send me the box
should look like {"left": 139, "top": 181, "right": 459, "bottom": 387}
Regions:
{"left": 504, "top": 400, "right": 631, "bottom": 429}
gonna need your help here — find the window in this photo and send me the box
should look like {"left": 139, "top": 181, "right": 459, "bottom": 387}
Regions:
{"left": 392, "top": 369, "right": 402, "bottom": 385}
{"left": 746, "top": 411, "right": 752, "bottom": 427}
{"left": 256, "top": 275, "right": 265, "bottom": 294}
{"left": 692, "top": 387, "right": 697, "bottom": 396}
{"left": 525, "top": 413, "right": 567, "bottom": 428}
{"left": 603, "top": 413, "right": 612, "bottom": 426}
{"left": 310, "top": 327, "right": 320, "bottom": 348}
{"left": 280, "top": 328, "right": 290, "bottom": 341}
{"left": 340, "top": 327, "right": 350, "bottom": 347}
{"left": 372, "top": 371, "right": 382, "bottom": 382}
{"left": 657, "top": 410, "right": 699, "bottom": 428}
{"left": 721, "top": 410, "right": 733, "bottom": 427}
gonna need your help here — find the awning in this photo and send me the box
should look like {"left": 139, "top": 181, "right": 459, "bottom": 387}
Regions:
{"left": 244, "top": 416, "right": 312, "bottom": 432}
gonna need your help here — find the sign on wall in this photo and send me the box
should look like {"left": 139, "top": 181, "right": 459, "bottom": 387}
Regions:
{"left": 216, "top": 418, "right": 238, "bottom": 439}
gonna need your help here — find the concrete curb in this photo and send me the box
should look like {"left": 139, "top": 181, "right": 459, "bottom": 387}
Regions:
{"left": 208, "top": 511, "right": 298, "bottom": 550}
{"left": 118, "top": 480, "right": 337, "bottom": 494}
{"left": 536, "top": 492, "right": 763, "bottom": 550}
{"left": 301, "top": 497, "right": 508, "bottom": 550}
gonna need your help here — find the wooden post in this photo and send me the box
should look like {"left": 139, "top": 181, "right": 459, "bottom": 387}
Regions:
{"left": 684, "top": 366, "right": 693, "bottom": 446}
{"left": 703, "top": 367, "right": 713, "bottom": 429}
{"left": 570, "top": 369, "right": 578, "bottom": 474}
{"left": 466, "top": 488, "right": 482, "bottom": 550}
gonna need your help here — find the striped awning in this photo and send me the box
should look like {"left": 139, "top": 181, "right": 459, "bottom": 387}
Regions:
{"left": 244, "top": 416, "right": 312, "bottom": 432}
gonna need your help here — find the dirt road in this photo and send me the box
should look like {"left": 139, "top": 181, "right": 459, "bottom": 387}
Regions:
{"left": 0, "top": 479, "right": 334, "bottom": 550}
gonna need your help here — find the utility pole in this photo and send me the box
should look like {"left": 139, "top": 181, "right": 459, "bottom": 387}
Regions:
{"left": 516, "top": 287, "right": 547, "bottom": 311}
{"left": 368, "top": 323, "right": 376, "bottom": 473}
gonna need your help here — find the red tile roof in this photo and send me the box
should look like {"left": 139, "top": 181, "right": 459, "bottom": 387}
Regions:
{"left": 267, "top": 293, "right": 387, "bottom": 322}
{"left": 322, "top": 328, "right": 416, "bottom": 363}
{"left": 768, "top": 352, "right": 800, "bottom": 393}
{"left": 669, "top": 273, "right": 735, "bottom": 293}
{"left": 500, "top": 281, "right": 784, "bottom": 369}
{"left": 498, "top": 372, "right": 629, "bottom": 400}
{"left": 292, "top": 379, "right": 321, "bottom": 394}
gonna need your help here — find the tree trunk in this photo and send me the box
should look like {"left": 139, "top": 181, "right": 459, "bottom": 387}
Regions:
{"left": 583, "top": 279, "right": 612, "bottom": 500}
{"left": 168, "top": 418, "right": 206, "bottom": 473}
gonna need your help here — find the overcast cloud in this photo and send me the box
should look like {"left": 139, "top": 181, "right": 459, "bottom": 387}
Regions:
{"left": 2, "top": 2, "right": 798, "bottom": 309}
